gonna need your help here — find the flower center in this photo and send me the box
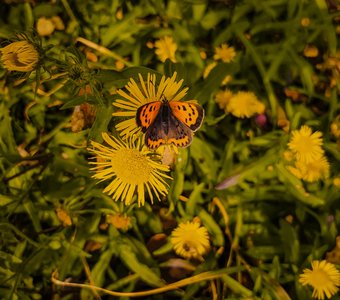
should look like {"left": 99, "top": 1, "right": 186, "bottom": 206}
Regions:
{"left": 295, "top": 136, "right": 314, "bottom": 153}
{"left": 308, "top": 269, "right": 332, "bottom": 286}
{"left": 111, "top": 148, "right": 152, "bottom": 185}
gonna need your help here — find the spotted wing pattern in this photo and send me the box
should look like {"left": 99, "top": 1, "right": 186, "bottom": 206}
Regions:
{"left": 169, "top": 101, "right": 204, "bottom": 131}
{"left": 136, "top": 101, "right": 162, "bottom": 132}
{"left": 145, "top": 108, "right": 193, "bottom": 149}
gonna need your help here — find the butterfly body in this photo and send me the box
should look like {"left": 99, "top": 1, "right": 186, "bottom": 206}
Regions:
{"left": 136, "top": 100, "right": 204, "bottom": 149}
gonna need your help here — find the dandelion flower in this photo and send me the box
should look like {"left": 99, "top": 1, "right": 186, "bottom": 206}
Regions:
{"left": 89, "top": 132, "right": 171, "bottom": 206}
{"left": 299, "top": 260, "right": 340, "bottom": 299}
{"left": 213, "top": 43, "right": 236, "bottom": 63}
{"left": 0, "top": 40, "right": 39, "bottom": 72}
{"left": 154, "top": 36, "right": 177, "bottom": 63}
{"left": 171, "top": 221, "right": 210, "bottom": 260}
{"left": 214, "top": 89, "right": 233, "bottom": 111}
{"left": 226, "top": 91, "right": 265, "bottom": 118}
{"left": 112, "top": 72, "right": 189, "bottom": 138}
{"left": 295, "top": 156, "right": 330, "bottom": 182}
{"left": 288, "top": 125, "right": 324, "bottom": 163}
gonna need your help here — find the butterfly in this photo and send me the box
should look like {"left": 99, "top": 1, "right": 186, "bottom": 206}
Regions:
{"left": 136, "top": 99, "right": 204, "bottom": 149}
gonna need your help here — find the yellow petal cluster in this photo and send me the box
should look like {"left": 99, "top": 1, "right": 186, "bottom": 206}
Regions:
{"left": 171, "top": 220, "right": 210, "bottom": 260}
{"left": 299, "top": 260, "right": 340, "bottom": 300}
{"left": 0, "top": 40, "right": 39, "bottom": 72}
{"left": 286, "top": 125, "right": 330, "bottom": 182}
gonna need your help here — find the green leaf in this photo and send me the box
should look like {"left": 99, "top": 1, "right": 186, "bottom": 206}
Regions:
{"left": 118, "top": 244, "right": 163, "bottom": 287}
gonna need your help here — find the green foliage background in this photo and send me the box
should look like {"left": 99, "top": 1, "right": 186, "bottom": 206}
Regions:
{"left": 0, "top": 0, "right": 339, "bottom": 299}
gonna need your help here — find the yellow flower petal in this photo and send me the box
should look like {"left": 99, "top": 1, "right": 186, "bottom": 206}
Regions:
{"left": 88, "top": 133, "right": 171, "bottom": 206}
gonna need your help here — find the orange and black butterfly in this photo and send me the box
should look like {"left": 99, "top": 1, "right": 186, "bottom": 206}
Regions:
{"left": 136, "top": 99, "right": 204, "bottom": 149}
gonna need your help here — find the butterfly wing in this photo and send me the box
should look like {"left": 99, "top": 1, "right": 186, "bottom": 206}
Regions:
{"left": 169, "top": 101, "right": 204, "bottom": 131}
{"left": 166, "top": 114, "right": 193, "bottom": 148}
{"left": 136, "top": 101, "right": 162, "bottom": 133}
{"left": 144, "top": 106, "right": 193, "bottom": 149}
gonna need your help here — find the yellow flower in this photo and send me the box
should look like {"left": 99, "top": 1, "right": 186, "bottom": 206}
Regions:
{"left": 333, "top": 178, "right": 340, "bottom": 187}
{"left": 154, "top": 36, "right": 177, "bottom": 63}
{"left": 213, "top": 43, "right": 236, "bottom": 63}
{"left": 171, "top": 221, "right": 210, "bottom": 260}
{"left": 301, "top": 17, "right": 311, "bottom": 27}
{"left": 89, "top": 133, "right": 171, "bottom": 207}
{"left": 304, "top": 45, "right": 319, "bottom": 58}
{"left": 288, "top": 156, "right": 330, "bottom": 182}
{"left": 296, "top": 156, "right": 330, "bottom": 182}
{"left": 36, "top": 17, "right": 55, "bottom": 36}
{"left": 299, "top": 260, "right": 340, "bottom": 300}
{"left": 112, "top": 72, "right": 189, "bottom": 138}
{"left": 214, "top": 89, "right": 233, "bottom": 111}
{"left": 226, "top": 91, "right": 265, "bottom": 118}
{"left": 107, "top": 213, "right": 132, "bottom": 231}
{"left": 288, "top": 125, "right": 324, "bottom": 163}
{"left": 0, "top": 40, "right": 39, "bottom": 72}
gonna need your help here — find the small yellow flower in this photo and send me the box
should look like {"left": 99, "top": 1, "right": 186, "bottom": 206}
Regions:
{"left": 304, "top": 45, "right": 319, "bottom": 58}
{"left": 299, "top": 260, "right": 340, "bottom": 300}
{"left": 213, "top": 43, "right": 236, "bottom": 63}
{"left": 0, "top": 40, "right": 39, "bottom": 72}
{"left": 226, "top": 91, "right": 265, "bottom": 118}
{"left": 154, "top": 36, "right": 177, "bottom": 63}
{"left": 301, "top": 17, "right": 311, "bottom": 27}
{"left": 36, "top": 17, "right": 55, "bottom": 36}
{"left": 107, "top": 213, "right": 132, "bottom": 231}
{"left": 288, "top": 125, "right": 324, "bottom": 163}
{"left": 89, "top": 133, "right": 171, "bottom": 206}
{"left": 289, "top": 156, "right": 330, "bottom": 182}
{"left": 171, "top": 220, "right": 210, "bottom": 260}
{"left": 333, "top": 178, "right": 340, "bottom": 187}
{"left": 199, "top": 50, "right": 207, "bottom": 60}
{"left": 214, "top": 89, "right": 233, "bottom": 111}
{"left": 112, "top": 72, "right": 189, "bottom": 138}
{"left": 297, "top": 156, "right": 330, "bottom": 182}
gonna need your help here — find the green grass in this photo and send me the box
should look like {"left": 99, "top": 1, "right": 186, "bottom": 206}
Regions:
{"left": 0, "top": 0, "right": 339, "bottom": 299}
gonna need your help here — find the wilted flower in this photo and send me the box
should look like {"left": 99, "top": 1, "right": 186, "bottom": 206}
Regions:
{"left": 0, "top": 40, "right": 39, "bottom": 72}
